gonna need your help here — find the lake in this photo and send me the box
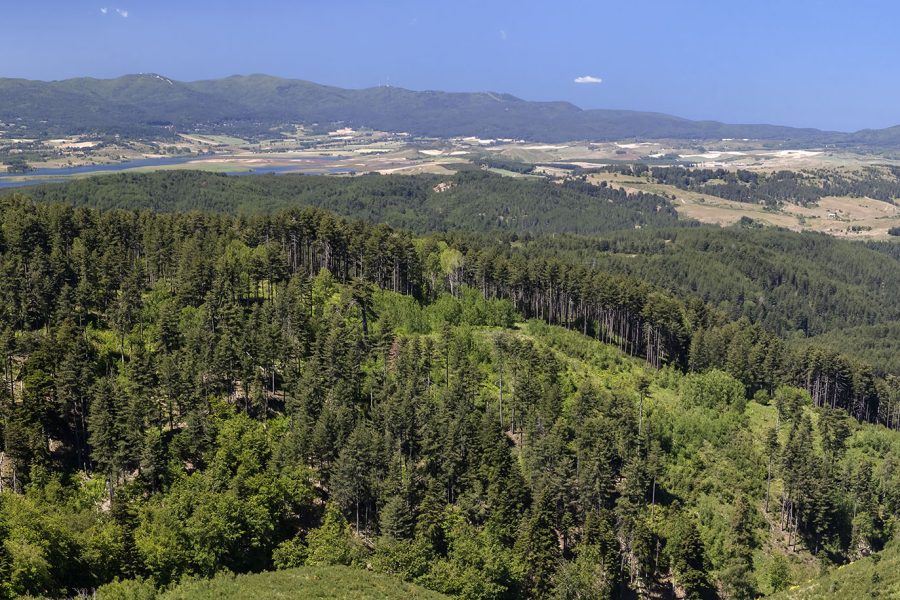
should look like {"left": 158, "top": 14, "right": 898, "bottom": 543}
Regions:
{"left": 0, "top": 154, "right": 354, "bottom": 188}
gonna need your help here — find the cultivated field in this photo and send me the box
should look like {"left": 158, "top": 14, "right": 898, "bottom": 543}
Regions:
{"left": 584, "top": 172, "right": 900, "bottom": 239}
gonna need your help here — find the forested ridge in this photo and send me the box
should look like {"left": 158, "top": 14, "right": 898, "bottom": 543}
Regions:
{"left": 794, "top": 322, "right": 900, "bottom": 378}
{"left": 492, "top": 226, "right": 900, "bottom": 339}
{"left": 14, "top": 171, "right": 900, "bottom": 363}
{"left": 0, "top": 194, "right": 898, "bottom": 599}
{"left": 12, "top": 169, "right": 682, "bottom": 235}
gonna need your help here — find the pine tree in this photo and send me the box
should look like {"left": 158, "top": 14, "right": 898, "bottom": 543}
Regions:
{"left": 580, "top": 509, "right": 620, "bottom": 591}
{"left": 88, "top": 377, "right": 121, "bottom": 500}
{"left": 416, "top": 475, "right": 448, "bottom": 555}
{"left": 330, "top": 422, "right": 380, "bottom": 533}
{"left": 666, "top": 513, "right": 711, "bottom": 599}
{"left": 721, "top": 495, "right": 757, "bottom": 599}
{"left": 765, "top": 425, "right": 779, "bottom": 513}
{"left": 480, "top": 412, "right": 526, "bottom": 545}
{"left": 818, "top": 407, "right": 850, "bottom": 470}
{"left": 516, "top": 490, "right": 560, "bottom": 598}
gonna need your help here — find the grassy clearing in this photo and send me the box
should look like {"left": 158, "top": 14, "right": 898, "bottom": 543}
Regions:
{"left": 164, "top": 567, "right": 449, "bottom": 599}
{"left": 178, "top": 134, "right": 250, "bottom": 146}
{"left": 96, "top": 566, "right": 449, "bottom": 599}
{"left": 769, "top": 541, "right": 900, "bottom": 599}
{"left": 484, "top": 166, "right": 542, "bottom": 179}
{"left": 125, "top": 162, "right": 255, "bottom": 174}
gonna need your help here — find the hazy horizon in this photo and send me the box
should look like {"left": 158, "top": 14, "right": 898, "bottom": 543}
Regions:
{"left": 3, "top": 0, "right": 900, "bottom": 132}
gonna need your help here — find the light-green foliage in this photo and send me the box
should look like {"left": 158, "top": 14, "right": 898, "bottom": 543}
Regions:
{"left": 133, "top": 413, "right": 314, "bottom": 584}
{"left": 374, "top": 288, "right": 518, "bottom": 334}
{"left": 96, "top": 566, "right": 450, "bottom": 600}
{"left": 0, "top": 490, "right": 84, "bottom": 597}
{"left": 272, "top": 536, "right": 307, "bottom": 569}
{"left": 371, "top": 536, "right": 434, "bottom": 582}
{"left": 305, "top": 502, "right": 366, "bottom": 567}
{"left": 419, "top": 520, "right": 519, "bottom": 600}
{"left": 765, "top": 554, "right": 792, "bottom": 594}
{"left": 95, "top": 578, "right": 159, "bottom": 600}
{"left": 439, "top": 248, "right": 463, "bottom": 276}
{"left": 550, "top": 551, "right": 613, "bottom": 600}
{"left": 682, "top": 369, "right": 746, "bottom": 410}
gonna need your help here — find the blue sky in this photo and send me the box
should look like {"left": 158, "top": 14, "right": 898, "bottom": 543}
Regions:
{"left": 2, "top": 1, "right": 898, "bottom": 131}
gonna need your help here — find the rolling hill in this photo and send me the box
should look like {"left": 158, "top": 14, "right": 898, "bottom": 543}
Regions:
{"left": 0, "top": 73, "right": 871, "bottom": 143}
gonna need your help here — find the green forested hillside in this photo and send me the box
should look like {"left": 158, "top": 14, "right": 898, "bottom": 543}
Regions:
{"left": 14, "top": 170, "right": 681, "bottom": 234}
{"left": 502, "top": 226, "right": 900, "bottom": 339}
{"left": 0, "top": 196, "right": 898, "bottom": 600}
{"left": 15, "top": 170, "right": 900, "bottom": 344}
{"left": 794, "top": 322, "right": 900, "bottom": 377}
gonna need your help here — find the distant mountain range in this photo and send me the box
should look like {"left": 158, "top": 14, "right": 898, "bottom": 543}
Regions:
{"left": 1, "top": 73, "right": 899, "bottom": 145}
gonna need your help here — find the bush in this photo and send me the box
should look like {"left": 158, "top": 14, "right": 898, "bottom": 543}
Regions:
{"left": 682, "top": 370, "right": 745, "bottom": 410}
{"left": 305, "top": 503, "right": 367, "bottom": 567}
{"left": 95, "top": 578, "right": 158, "bottom": 600}
{"left": 272, "top": 537, "right": 307, "bottom": 569}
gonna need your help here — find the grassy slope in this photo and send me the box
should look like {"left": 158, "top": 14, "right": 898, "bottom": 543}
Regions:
{"left": 162, "top": 566, "right": 450, "bottom": 600}
{"left": 95, "top": 566, "right": 449, "bottom": 599}
{"left": 586, "top": 172, "right": 900, "bottom": 240}
{"left": 769, "top": 542, "right": 900, "bottom": 599}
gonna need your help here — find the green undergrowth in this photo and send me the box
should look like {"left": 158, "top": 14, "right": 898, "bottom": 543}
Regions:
{"left": 95, "top": 566, "right": 449, "bottom": 599}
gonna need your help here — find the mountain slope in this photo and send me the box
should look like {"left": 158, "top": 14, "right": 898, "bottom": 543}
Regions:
{"left": 0, "top": 73, "right": 853, "bottom": 142}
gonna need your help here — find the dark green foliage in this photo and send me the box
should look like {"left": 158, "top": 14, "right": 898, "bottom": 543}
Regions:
{"left": 666, "top": 513, "right": 712, "bottom": 599}
{"left": 480, "top": 416, "right": 526, "bottom": 545}
{"left": 15, "top": 170, "right": 681, "bottom": 235}
{"left": 795, "top": 322, "right": 900, "bottom": 377}
{"left": 3, "top": 158, "right": 32, "bottom": 174}
{"left": 516, "top": 490, "right": 561, "bottom": 598}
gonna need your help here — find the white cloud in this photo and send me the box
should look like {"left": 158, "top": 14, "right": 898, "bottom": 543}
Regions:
{"left": 499, "top": 29, "right": 507, "bottom": 41}
{"left": 574, "top": 75, "right": 603, "bottom": 84}
{"left": 115, "top": 8, "right": 128, "bottom": 17}
{"left": 100, "top": 7, "right": 108, "bottom": 14}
